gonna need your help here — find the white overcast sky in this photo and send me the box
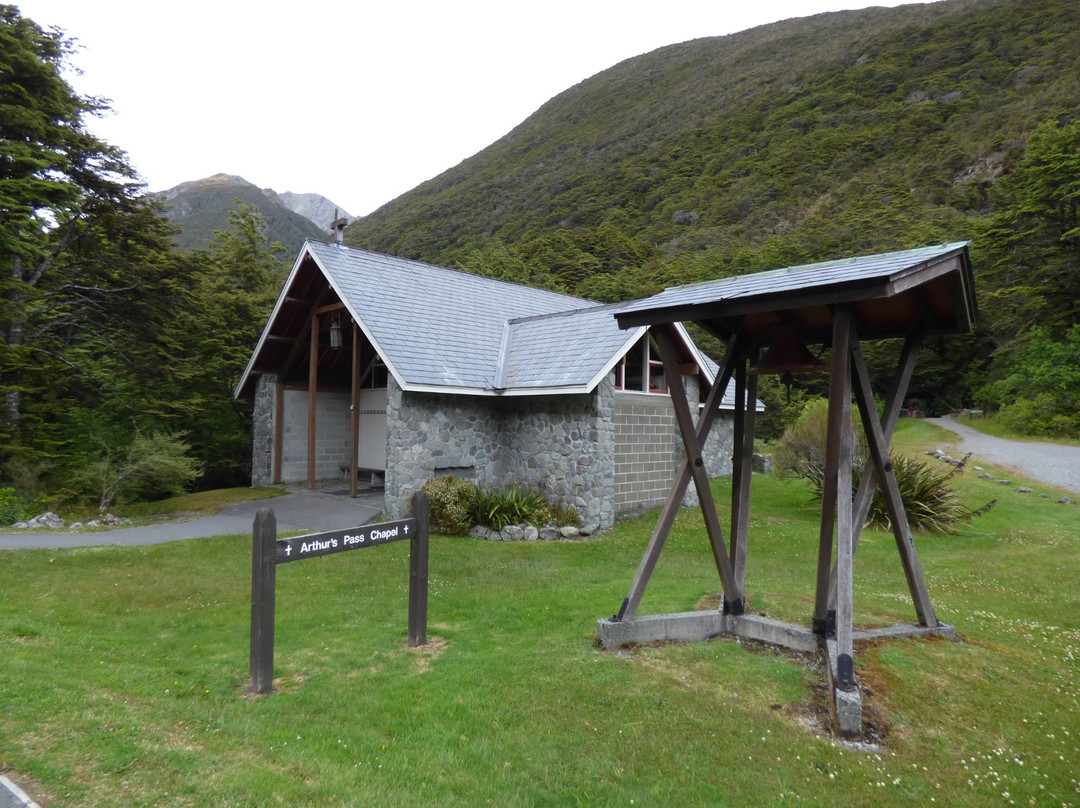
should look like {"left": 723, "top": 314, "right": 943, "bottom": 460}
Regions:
{"left": 18, "top": 1, "right": 928, "bottom": 219}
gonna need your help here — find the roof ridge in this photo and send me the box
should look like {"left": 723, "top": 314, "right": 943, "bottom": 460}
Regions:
{"left": 660, "top": 240, "right": 971, "bottom": 293}
{"left": 507, "top": 299, "right": 630, "bottom": 326}
{"left": 305, "top": 238, "right": 592, "bottom": 306}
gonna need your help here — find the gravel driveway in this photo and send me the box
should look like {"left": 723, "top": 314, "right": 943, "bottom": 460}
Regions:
{"left": 925, "top": 416, "right": 1080, "bottom": 495}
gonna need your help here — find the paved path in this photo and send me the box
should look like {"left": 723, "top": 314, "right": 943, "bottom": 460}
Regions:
{"left": 925, "top": 416, "right": 1080, "bottom": 495}
{"left": 0, "top": 488, "right": 383, "bottom": 550}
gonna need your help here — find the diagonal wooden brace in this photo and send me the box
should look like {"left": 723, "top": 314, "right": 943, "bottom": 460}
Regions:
{"left": 618, "top": 329, "right": 747, "bottom": 620}
{"left": 654, "top": 325, "right": 741, "bottom": 605}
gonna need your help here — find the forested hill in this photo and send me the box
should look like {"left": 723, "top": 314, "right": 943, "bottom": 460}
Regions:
{"left": 344, "top": 0, "right": 1078, "bottom": 302}
{"left": 158, "top": 174, "right": 334, "bottom": 251}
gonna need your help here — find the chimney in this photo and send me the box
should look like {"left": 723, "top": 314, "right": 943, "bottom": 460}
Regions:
{"left": 330, "top": 208, "right": 348, "bottom": 244}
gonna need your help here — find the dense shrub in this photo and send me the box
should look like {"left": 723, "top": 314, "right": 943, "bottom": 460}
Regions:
{"left": 851, "top": 454, "right": 994, "bottom": 534}
{"left": 420, "top": 474, "right": 478, "bottom": 536}
{"left": 469, "top": 483, "right": 549, "bottom": 530}
{"left": 775, "top": 398, "right": 994, "bottom": 533}
{"left": 420, "top": 476, "right": 581, "bottom": 534}
{"left": 0, "top": 487, "right": 31, "bottom": 526}
{"left": 772, "top": 398, "right": 866, "bottom": 481}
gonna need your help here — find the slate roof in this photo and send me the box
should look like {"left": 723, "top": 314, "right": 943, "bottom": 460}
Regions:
{"left": 615, "top": 242, "right": 977, "bottom": 343}
{"left": 310, "top": 240, "right": 605, "bottom": 393}
{"left": 235, "top": 241, "right": 731, "bottom": 401}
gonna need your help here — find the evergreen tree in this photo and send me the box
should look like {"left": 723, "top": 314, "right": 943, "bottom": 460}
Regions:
{"left": 168, "top": 203, "right": 287, "bottom": 488}
{"left": 1, "top": 6, "right": 190, "bottom": 484}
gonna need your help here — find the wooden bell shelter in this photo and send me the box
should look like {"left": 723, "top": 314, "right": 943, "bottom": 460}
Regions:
{"left": 596, "top": 242, "right": 977, "bottom": 736}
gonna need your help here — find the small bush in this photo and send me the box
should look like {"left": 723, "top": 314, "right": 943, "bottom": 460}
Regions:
{"left": 0, "top": 487, "right": 31, "bottom": 526}
{"left": 547, "top": 501, "right": 582, "bottom": 528}
{"left": 853, "top": 454, "right": 995, "bottom": 534}
{"left": 469, "top": 483, "right": 550, "bottom": 530}
{"left": 772, "top": 398, "right": 866, "bottom": 481}
{"left": 776, "top": 398, "right": 993, "bottom": 533}
{"left": 77, "top": 431, "right": 203, "bottom": 515}
{"left": 420, "top": 477, "right": 580, "bottom": 534}
{"left": 421, "top": 475, "right": 478, "bottom": 535}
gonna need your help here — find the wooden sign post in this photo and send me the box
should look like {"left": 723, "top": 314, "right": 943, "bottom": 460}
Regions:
{"left": 249, "top": 491, "right": 430, "bottom": 694}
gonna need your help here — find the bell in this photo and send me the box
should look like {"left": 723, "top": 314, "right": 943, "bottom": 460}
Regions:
{"left": 749, "top": 324, "right": 827, "bottom": 403}
{"left": 749, "top": 325, "right": 827, "bottom": 376}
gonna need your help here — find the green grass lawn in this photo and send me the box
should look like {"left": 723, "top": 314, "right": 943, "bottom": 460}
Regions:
{"left": 948, "top": 412, "right": 1080, "bottom": 447}
{"left": 1, "top": 422, "right": 1077, "bottom": 806}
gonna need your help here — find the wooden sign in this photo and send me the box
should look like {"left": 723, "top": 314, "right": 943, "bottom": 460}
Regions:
{"left": 275, "top": 519, "right": 416, "bottom": 563}
{"left": 249, "top": 492, "right": 430, "bottom": 694}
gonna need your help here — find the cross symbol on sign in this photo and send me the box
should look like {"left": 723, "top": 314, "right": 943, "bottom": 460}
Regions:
{"left": 404, "top": 524, "right": 410, "bottom": 535}
{"left": 285, "top": 544, "right": 292, "bottom": 556}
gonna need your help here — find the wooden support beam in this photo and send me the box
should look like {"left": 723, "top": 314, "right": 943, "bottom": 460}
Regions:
{"left": 276, "top": 287, "right": 335, "bottom": 388}
{"left": 350, "top": 321, "right": 361, "bottom": 499}
{"left": 619, "top": 331, "right": 745, "bottom": 621}
{"left": 655, "top": 325, "right": 740, "bottom": 606}
{"left": 307, "top": 314, "right": 318, "bottom": 490}
{"left": 814, "top": 309, "right": 854, "bottom": 636}
{"left": 849, "top": 334, "right": 937, "bottom": 626}
{"left": 729, "top": 349, "right": 758, "bottom": 592}
{"left": 827, "top": 328, "right": 923, "bottom": 610}
{"left": 822, "top": 308, "right": 855, "bottom": 688}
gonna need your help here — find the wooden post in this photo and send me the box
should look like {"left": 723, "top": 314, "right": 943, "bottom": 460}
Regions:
{"left": 730, "top": 350, "right": 757, "bottom": 592}
{"left": 830, "top": 310, "right": 855, "bottom": 689}
{"left": 827, "top": 328, "right": 924, "bottom": 611}
{"left": 249, "top": 508, "right": 277, "bottom": 694}
{"left": 409, "top": 491, "right": 430, "bottom": 647}
{"left": 308, "top": 315, "right": 319, "bottom": 489}
{"left": 273, "top": 382, "right": 284, "bottom": 484}
{"left": 350, "top": 322, "right": 361, "bottom": 498}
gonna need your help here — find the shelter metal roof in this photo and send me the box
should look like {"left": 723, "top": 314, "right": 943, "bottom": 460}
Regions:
{"left": 615, "top": 242, "right": 977, "bottom": 344}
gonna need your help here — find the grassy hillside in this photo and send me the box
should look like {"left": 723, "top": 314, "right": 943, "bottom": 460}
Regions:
{"left": 347, "top": 0, "right": 1077, "bottom": 282}
{"left": 342, "top": 0, "right": 1079, "bottom": 420}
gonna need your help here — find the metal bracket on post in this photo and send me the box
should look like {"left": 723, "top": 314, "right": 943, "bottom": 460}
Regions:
{"left": 612, "top": 597, "right": 629, "bottom": 623}
{"left": 837, "top": 653, "right": 856, "bottom": 692}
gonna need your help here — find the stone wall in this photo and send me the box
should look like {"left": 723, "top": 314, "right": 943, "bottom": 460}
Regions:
{"left": 499, "top": 376, "right": 616, "bottom": 532}
{"left": 384, "top": 376, "right": 617, "bottom": 531}
{"left": 250, "top": 373, "right": 276, "bottom": 486}
{"left": 385, "top": 377, "right": 504, "bottom": 516}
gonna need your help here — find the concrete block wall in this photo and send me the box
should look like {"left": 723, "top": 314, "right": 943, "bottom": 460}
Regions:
{"left": 614, "top": 393, "right": 684, "bottom": 512}
{"left": 613, "top": 381, "right": 735, "bottom": 514}
{"left": 278, "top": 389, "right": 353, "bottom": 484}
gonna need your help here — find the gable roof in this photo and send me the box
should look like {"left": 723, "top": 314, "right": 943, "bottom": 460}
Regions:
{"left": 615, "top": 242, "right": 977, "bottom": 342}
{"left": 235, "top": 241, "right": 730, "bottom": 401}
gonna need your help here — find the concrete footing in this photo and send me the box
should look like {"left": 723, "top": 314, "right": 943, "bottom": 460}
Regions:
{"left": 596, "top": 611, "right": 819, "bottom": 652}
{"left": 597, "top": 611, "right": 955, "bottom": 739}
